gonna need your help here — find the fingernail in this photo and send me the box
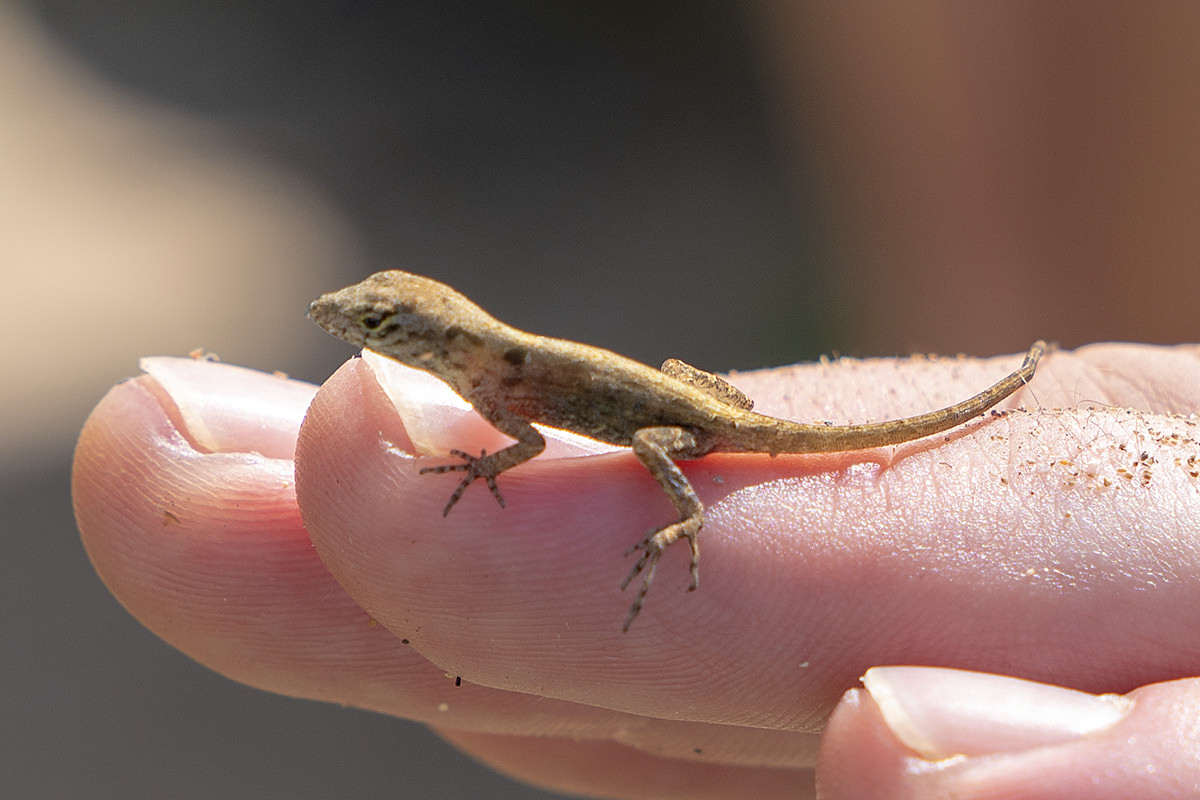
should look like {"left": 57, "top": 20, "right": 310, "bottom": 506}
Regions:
{"left": 140, "top": 356, "right": 317, "bottom": 458}
{"left": 863, "top": 666, "right": 1130, "bottom": 760}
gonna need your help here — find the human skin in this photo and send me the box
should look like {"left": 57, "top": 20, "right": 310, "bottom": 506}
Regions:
{"left": 73, "top": 343, "right": 1200, "bottom": 798}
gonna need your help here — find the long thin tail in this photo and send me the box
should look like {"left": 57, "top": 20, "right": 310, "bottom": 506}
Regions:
{"left": 766, "top": 340, "right": 1047, "bottom": 453}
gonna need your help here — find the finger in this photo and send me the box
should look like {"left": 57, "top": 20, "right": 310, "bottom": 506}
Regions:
{"left": 436, "top": 728, "right": 813, "bottom": 800}
{"left": 296, "top": 344, "right": 1200, "bottom": 726}
{"left": 817, "top": 666, "right": 1200, "bottom": 799}
{"left": 72, "top": 357, "right": 817, "bottom": 767}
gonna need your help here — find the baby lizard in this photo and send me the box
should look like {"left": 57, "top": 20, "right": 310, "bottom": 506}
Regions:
{"left": 309, "top": 271, "right": 1045, "bottom": 630}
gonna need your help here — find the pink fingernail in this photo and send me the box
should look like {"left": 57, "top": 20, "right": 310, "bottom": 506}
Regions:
{"left": 863, "top": 666, "right": 1130, "bottom": 760}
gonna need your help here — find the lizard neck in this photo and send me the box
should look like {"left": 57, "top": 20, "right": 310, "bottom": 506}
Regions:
{"left": 420, "top": 320, "right": 535, "bottom": 400}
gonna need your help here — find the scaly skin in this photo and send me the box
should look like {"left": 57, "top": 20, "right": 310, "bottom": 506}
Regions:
{"left": 310, "top": 270, "right": 1045, "bottom": 629}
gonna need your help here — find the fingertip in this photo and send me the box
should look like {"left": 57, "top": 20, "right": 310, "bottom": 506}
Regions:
{"left": 816, "top": 687, "right": 916, "bottom": 800}
{"left": 72, "top": 362, "right": 371, "bottom": 694}
{"left": 817, "top": 668, "right": 1200, "bottom": 799}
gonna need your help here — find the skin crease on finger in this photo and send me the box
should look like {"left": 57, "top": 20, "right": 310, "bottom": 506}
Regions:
{"left": 294, "top": 343, "right": 1200, "bottom": 727}
{"left": 433, "top": 729, "right": 813, "bottom": 800}
{"left": 71, "top": 360, "right": 825, "bottom": 776}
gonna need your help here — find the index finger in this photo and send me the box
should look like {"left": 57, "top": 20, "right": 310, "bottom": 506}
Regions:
{"left": 296, "top": 343, "right": 1200, "bottom": 727}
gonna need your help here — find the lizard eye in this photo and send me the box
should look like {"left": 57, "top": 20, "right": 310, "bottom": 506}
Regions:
{"left": 360, "top": 314, "right": 385, "bottom": 330}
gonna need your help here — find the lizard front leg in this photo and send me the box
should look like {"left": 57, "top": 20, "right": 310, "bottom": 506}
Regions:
{"left": 420, "top": 407, "right": 546, "bottom": 516}
{"left": 622, "top": 426, "right": 707, "bottom": 631}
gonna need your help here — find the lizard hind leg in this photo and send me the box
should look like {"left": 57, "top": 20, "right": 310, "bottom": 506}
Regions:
{"left": 660, "top": 358, "right": 754, "bottom": 410}
{"left": 621, "top": 514, "right": 703, "bottom": 631}
{"left": 622, "top": 426, "right": 707, "bottom": 631}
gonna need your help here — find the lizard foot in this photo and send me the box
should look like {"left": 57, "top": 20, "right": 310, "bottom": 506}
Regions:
{"left": 420, "top": 449, "right": 505, "bottom": 516}
{"left": 620, "top": 518, "right": 701, "bottom": 631}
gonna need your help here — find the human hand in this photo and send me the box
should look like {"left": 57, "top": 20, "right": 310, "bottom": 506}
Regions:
{"left": 73, "top": 344, "right": 1200, "bottom": 798}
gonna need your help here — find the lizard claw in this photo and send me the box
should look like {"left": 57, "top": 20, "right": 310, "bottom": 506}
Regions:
{"left": 620, "top": 520, "right": 702, "bottom": 631}
{"left": 420, "top": 449, "right": 506, "bottom": 515}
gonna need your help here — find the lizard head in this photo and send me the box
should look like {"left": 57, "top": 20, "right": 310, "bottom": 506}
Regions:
{"left": 309, "top": 270, "right": 495, "bottom": 370}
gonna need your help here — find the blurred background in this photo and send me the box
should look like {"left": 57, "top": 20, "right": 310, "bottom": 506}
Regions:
{"left": 4, "top": 1, "right": 1198, "bottom": 797}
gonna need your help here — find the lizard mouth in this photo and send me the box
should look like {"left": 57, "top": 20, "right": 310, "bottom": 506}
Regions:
{"left": 307, "top": 295, "right": 352, "bottom": 337}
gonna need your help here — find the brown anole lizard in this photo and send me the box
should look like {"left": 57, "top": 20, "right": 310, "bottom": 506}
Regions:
{"left": 309, "top": 271, "right": 1045, "bottom": 630}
